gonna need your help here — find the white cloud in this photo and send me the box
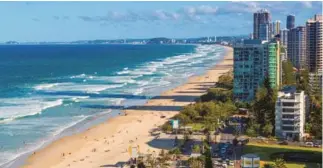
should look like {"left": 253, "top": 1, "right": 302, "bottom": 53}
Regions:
{"left": 300, "top": 1, "right": 312, "bottom": 8}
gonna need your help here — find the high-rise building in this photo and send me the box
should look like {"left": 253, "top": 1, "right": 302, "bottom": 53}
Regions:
{"left": 280, "top": 29, "right": 289, "bottom": 48}
{"left": 287, "top": 14, "right": 295, "bottom": 29}
{"left": 233, "top": 39, "right": 280, "bottom": 101}
{"left": 273, "top": 20, "right": 281, "bottom": 36}
{"left": 309, "top": 72, "right": 322, "bottom": 93}
{"left": 275, "top": 87, "right": 308, "bottom": 141}
{"left": 233, "top": 40, "right": 266, "bottom": 101}
{"left": 253, "top": 9, "right": 271, "bottom": 40}
{"left": 306, "top": 14, "right": 323, "bottom": 73}
{"left": 287, "top": 26, "right": 306, "bottom": 69}
{"left": 267, "top": 41, "right": 281, "bottom": 88}
{"left": 259, "top": 23, "right": 270, "bottom": 41}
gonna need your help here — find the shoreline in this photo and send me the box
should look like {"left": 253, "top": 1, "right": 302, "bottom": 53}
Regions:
{"left": 19, "top": 45, "right": 233, "bottom": 168}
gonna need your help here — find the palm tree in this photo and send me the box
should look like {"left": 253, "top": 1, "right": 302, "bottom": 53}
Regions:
{"left": 188, "top": 156, "right": 205, "bottom": 168}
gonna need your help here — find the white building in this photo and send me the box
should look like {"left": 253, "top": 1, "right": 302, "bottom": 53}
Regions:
{"left": 275, "top": 87, "right": 308, "bottom": 141}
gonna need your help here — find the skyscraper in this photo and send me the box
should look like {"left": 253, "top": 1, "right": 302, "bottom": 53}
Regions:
{"left": 273, "top": 20, "right": 281, "bottom": 36}
{"left": 280, "top": 29, "right": 289, "bottom": 48}
{"left": 306, "top": 14, "right": 323, "bottom": 73}
{"left": 287, "top": 15, "right": 295, "bottom": 29}
{"left": 233, "top": 40, "right": 266, "bottom": 101}
{"left": 287, "top": 26, "right": 306, "bottom": 69}
{"left": 253, "top": 9, "right": 271, "bottom": 40}
{"left": 233, "top": 39, "right": 280, "bottom": 101}
{"left": 259, "top": 23, "right": 270, "bottom": 41}
{"left": 267, "top": 41, "right": 281, "bottom": 88}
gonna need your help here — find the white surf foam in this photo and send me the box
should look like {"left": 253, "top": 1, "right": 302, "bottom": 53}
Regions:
{"left": 0, "top": 98, "right": 63, "bottom": 123}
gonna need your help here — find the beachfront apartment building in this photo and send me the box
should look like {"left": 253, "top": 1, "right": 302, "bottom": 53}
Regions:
{"left": 233, "top": 39, "right": 266, "bottom": 101}
{"left": 233, "top": 39, "right": 281, "bottom": 101}
{"left": 275, "top": 87, "right": 308, "bottom": 141}
{"left": 267, "top": 41, "right": 281, "bottom": 88}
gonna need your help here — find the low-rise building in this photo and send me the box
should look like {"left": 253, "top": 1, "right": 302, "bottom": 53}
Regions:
{"left": 275, "top": 87, "right": 308, "bottom": 141}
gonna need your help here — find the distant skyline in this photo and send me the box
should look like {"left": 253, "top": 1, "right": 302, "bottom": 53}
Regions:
{"left": 0, "top": 1, "right": 321, "bottom": 42}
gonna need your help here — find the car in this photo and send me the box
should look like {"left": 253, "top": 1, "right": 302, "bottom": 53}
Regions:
{"left": 213, "top": 161, "right": 219, "bottom": 165}
{"left": 222, "top": 163, "right": 227, "bottom": 168}
{"left": 229, "top": 161, "right": 234, "bottom": 166}
{"left": 305, "top": 142, "right": 314, "bottom": 147}
{"left": 278, "top": 141, "right": 288, "bottom": 145}
{"left": 221, "top": 148, "right": 226, "bottom": 153}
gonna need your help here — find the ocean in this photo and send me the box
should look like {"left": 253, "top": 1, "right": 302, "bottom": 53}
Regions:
{"left": 0, "top": 44, "right": 225, "bottom": 167}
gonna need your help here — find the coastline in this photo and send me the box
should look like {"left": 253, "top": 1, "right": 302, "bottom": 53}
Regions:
{"left": 20, "top": 45, "right": 233, "bottom": 168}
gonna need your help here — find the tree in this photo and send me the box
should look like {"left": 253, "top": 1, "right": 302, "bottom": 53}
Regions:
{"left": 192, "top": 145, "right": 201, "bottom": 153}
{"left": 282, "top": 60, "right": 296, "bottom": 86}
{"left": 188, "top": 156, "right": 205, "bottom": 168}
{"left": 157, "top": 150, "right": 171, "bottom": 168}
{"left": 181, "top": 106, "right": 199, "bottom": 121}
{"left": 252, "top": 77, "right": 277, "bottom": 135}
{"left": 161, "top": 122, "right": 172, "bottom": 133}
{"left": 175, "top": 113, "right": 191, "bottom": 126}
{"left": 273, "top": 158, "right": 287, "bottom": 168}
{"left": 296, "top": 68, "right": 310, "bottom": 94}
{"left": 262, "top": 123, "right": 274, "bottom": 137}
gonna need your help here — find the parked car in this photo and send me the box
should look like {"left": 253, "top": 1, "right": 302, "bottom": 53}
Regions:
{"left": 305, "top": 142, "right": 314, "bottom": 147}
{"left": 278, "top": 141, "right": 288, "bottom": 145}
{"left": 229, "top": 161, "right": 234, "bottom": 166}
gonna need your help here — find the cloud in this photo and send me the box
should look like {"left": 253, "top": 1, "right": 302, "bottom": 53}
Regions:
{"left": 78, "top": 2, "right": 319, "bottom": 25}
{"left": 53, "top": 16, "right": 70, "bottom": 20}
{"left": 300, "top": 1, "right": 312, "bottom": 8}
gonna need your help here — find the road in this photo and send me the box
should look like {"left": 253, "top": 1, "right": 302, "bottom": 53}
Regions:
{"left": 219, "top": 126, "right": 242, "bottom": 168}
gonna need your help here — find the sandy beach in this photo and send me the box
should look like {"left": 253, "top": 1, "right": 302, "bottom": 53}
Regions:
{"left": 21, "top": 45, "right": 233, "bottom": 168}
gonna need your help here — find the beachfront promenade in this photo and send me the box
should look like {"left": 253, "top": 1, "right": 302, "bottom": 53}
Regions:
{"left": 22, "top": 46, "right": 233, "bottom": 168}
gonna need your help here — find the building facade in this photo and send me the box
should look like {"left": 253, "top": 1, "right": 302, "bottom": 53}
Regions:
{"left": 233, "top": 40, "right": 266, "bottom": 101}
{"left": 306, "top": 14, "right": 323, "bottom": 73}
{"left": 287, "top": 26, "right": 306, "bottom": 69}
{"left": 280, "top": 29, "right": 289, "bottom": 48}
{"left": 273, "top": 20, "right": 281, "bottom": 36}
{"left": 253, "top": 9, "right": 271, "bottom": 40}
{"left": 259, "top": 23, "right": 270, "bottom": 41}
{"left": 267, "top": 41, "right": 281, "bottom": 88}
{"left": 287, "top": 15, "right": 295, "bottom": 29}
{"left": 309, "top": 72, "right": 323, "bottom": 93}
{"left": 275, "top": 88, "right": 307, "bottom": 141}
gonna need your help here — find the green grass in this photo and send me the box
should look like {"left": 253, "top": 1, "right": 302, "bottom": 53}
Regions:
{"left": 243, "top": 142, "right": 322, "bottom": 168}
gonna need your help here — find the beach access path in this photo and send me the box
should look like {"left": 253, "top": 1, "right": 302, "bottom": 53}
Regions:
{"left": 22, "top": 46, "right": 233, "bottom": 168}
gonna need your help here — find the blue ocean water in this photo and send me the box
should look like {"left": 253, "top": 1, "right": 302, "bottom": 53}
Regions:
{"left": 0, "top": 44, "right": 225, "bottom": 166}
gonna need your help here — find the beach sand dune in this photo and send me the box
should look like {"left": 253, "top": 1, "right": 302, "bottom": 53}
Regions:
{"left": 22, "top": 46, "right": 233, "bottom": 168}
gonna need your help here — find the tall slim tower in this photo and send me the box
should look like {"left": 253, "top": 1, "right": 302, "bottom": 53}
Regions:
{"left": 280, "top": 28, "right": 289, "bottom": 48}
{"left": 273, "top": 20, "right": 281, "bottom": 36}
{"left": 287, "top": 15, "right": 295, "bottom": 29}
{"left": 253, "top": 9, "right": 271, "bottom": 40}
{"left": 287, "top": 26, "right": 306, "bottom": 69}
{"left": 306, "top": 14, "right": 323, "bottom": 73}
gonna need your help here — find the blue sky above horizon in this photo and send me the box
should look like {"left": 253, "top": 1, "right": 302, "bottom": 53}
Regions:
{"left": 0, "top": 1, "right": 321, "bottom": 42}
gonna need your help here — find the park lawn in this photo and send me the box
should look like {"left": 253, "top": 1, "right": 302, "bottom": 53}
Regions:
{"left": 243, "top": 142, "right": 322, "bottom": 168}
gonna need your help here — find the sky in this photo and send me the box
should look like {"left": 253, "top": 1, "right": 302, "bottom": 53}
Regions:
{"left": 0, "top": 1, "right": 321, "bottom": 42}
